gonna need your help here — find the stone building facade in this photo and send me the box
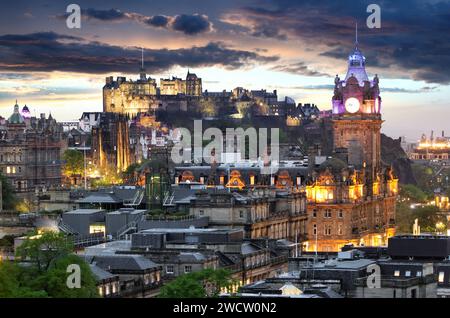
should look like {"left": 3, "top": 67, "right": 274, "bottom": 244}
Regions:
{"left": 0, "top": 102, "right": 65, "bottom": 192}
{"left": 303, "top": 39, "right": 397, "bottom": 252}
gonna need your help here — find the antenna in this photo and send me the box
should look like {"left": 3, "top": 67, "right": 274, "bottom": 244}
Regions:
{"left": 355, "top": 22, "right": 358, "bottom": 47}
{"left": 141, "top": 47, "right": 144, "bottom": 69}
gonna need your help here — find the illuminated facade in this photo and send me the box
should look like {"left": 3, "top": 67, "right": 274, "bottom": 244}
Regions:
{"left": 91, "top": 113, "right": 133, "bottom": 174}
{"left": 303, "top": 38, "right": 398, "bottom": 252}
{"left": 103, "top": 69, "right": 202, "bottom": 116}
{"left": 409, "top": 131, "right": 450, "bottom": 161}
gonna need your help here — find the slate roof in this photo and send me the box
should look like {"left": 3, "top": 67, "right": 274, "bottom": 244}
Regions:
{"left": 89, "top": 254, "right": 159, "bottom": 272}
{"left": 90, "top": 264, "right": 117, "bottom": 281}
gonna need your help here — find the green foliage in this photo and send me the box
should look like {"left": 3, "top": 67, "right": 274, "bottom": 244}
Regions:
{"left": 396, "top": 202, "right": 445, "bottom": 234}
{"left": 159, "top": 268, "right": 234, "bottom": 298}
{"left": 16, "top": 231, "right": 73, "bottom": 273}
{"left": 411, "top": 163, "right": 434, "bottom": 193}
{"left": 1, "top": 231, "right": 99, "bottom": 298}
{"left": 29, "top": 254, "right": 99, "bottom": 298}
{"left": 63, "top": 149, "right": 84, "bottom": 176}
{"left": 399, "top": 184, "right": 429, "bottom": 203}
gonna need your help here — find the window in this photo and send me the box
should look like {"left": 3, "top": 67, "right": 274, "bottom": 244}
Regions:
{"left": 405, "top": 271, "right": 411, "bottom": 277}
{"left": 324, "top": 225, "right": 332, "bottom": 236}
{"left": 166, "top": 265, "right": 174, "bottom": 274}
{"left": 324, "top": 210, "right": 332, "bottom": 218}
{"left": 312, "top": 209, "right": 317, "bottom": 218}
{"left": 199, "top": 210, "right": 204, "bottom": 216}
{"left": 394, "top": 270, "right": 400, "bottom": 277}
{"left": 239, "top": 211, "right": 244, "bottom": 218}
{"left": 416, "top": 271, "right": 422, "bottom": 277}
{"left": 184, "top": 265, "right": 192, "bottom": 274}
{"left": 313, "top": 224, "right": 317, "bottom": 235}
{"left": 98, "top": 287, "right": 103, "bottom": 297}
{"left": 411, "top": 289, "right": 417, "bottom": 298}
{"left": 338, "top": 224, "right": 343, "bottom": 235}
{"left": 338, "top": 210, "right": 343, "bottom": 218}
{"left": 439, "top": 272, "right": 445, "bottom": 283}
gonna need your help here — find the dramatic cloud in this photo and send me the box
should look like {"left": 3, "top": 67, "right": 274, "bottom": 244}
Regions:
{"left": 145, "top": 15, "right": 170, "bottom": 28}
{"left": 271, "top": 62, "right": 330, "bottom": 77}
{"left": 0, "top": 32, "right": 278, "bottom": 74}
{"left": 83, "top": 8, "right": 126, "bottom": 21}
{"left": 294, "top": 84, "right": 438, "bottom": 94}
{"left": 171, "top": 14, "right": 212, "bottom": 35}
{"left": 78, "top": 9, "right": 213, "bottom": 35}
{"left": 221, "top": 0, "right": 450, "bottom": 84}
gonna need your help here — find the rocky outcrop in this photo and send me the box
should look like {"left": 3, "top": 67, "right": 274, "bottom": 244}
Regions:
{"left": 381, "top": 134, "right": 416, "bottom": 184}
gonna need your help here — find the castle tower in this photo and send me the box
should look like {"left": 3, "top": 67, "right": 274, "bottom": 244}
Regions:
{"left": 331, "top": 28, "right": 382, "bottom": 179}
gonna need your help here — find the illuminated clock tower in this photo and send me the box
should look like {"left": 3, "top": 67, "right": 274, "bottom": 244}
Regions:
{"left": 331, "top": 35, "right": 382, "bottom": 179}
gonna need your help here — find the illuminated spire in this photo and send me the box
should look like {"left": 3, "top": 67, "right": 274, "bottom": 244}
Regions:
{"left": 355, "top": 22, "right": 358, "bottom": 47}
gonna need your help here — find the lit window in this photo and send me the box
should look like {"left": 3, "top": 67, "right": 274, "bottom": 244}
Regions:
{"left": 394, "top": 270, "right": 400, "bottom": 277}
{"left": 439, "top": 272, "right": 445, "bottom": 283}
{"left": 416, "top": 271, "right": 422, "bottom": 277}
{"left": 405, "top": 271, "right": 411, "bottom": 277}
{"left": 98, "top": 287, "right": 103, "bottom": 296}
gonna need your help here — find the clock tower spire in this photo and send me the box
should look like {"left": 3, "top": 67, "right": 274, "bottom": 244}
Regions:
{"left": 331, "top": 33, "right": 383, "bottom": 179}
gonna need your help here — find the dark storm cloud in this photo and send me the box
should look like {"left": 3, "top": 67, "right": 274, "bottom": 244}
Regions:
{"left": 83, "top": 8, "right": 126, "bottom": 21}
{"left": 78, "top": 8, "right": 212, "bottom": 35}
{"left": 171, "top": 14, "right": 212, "bottom": 35}
{"left": 0, "top": 32, "right": 278, "bottom": 74}
{"left": 223, "top": 0, "right": 450, "bottom": 84}
{"left": 145, "top": 15, "right": 170, "bottom": 28}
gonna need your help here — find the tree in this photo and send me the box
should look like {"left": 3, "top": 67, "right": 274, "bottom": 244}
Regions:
{"left": 16, "top": 231, "right": 73, "bottom": 273}
{"left": 399, "top": 184, "right": 429, "bottom": 203}
{"left": 62, "top": 149, "right": 84, "bottom": 177}
{"left": 396, "top": 203, "right": 445, "bottom": 234}
{"left": 159, "top": 268, "right": 234, "bottom": 298}
{"left": 10, "top": 231, "right": 99, "bottom": 297}
{"left": 29, "top": 254, "right": 99, "bottom": 298}
{"left": 0, "top": 261, "right": 20, "bottom": 297}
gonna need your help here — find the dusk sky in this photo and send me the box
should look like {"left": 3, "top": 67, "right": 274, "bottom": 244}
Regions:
{"left": 0, "top": 0, "right": 449, "bottom": 141}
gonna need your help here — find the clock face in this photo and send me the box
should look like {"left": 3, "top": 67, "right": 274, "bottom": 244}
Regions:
{"left": 345, "top": 97, "right": 360, "bottom": 113}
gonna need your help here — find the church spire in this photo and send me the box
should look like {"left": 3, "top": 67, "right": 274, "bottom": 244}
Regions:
{"left": 355, "top": 22, "right": 358, "bottom": 48}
